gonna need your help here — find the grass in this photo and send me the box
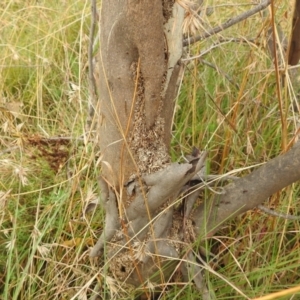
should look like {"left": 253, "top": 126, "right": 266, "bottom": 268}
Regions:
{"left": 1, "top": 0, "right": 300, "bottom": 299}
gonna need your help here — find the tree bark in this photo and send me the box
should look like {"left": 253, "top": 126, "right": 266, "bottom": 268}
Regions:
{"left": 193, "top": 142, "right": 300, "bottom": 238}
{"left": 91, "top": 0, "right": 189, "bottom": 288}
{"left": 90, "top": 0, "right": 300, "bottom": 294}
{"left": 96, "top": 0, "right": 184, "bottom": 190}
{"left": 288, "top": 0, "right": 300, "bottom": 65}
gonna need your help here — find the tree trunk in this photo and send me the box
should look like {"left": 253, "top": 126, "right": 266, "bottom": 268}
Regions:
{"left": 91, "top": 0, "right": 192, "bottom": 289}
{"left": 90, "top": 0, "right": 300, "bottom": 295}
{"left": 95, "top": 0, "right": 184, "bottom": 189}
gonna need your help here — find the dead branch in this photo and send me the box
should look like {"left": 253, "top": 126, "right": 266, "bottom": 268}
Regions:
{"left": 257, "top": 205, "right": 300, "bottom": 221}
{"left": 288, "top": 0, "right": 300, "bottom": 65}
{"left": 199, "top": 59, "right": 239, "bottom": 90}
{"left": 88, "top": 0, "right": 98, "bottom": 99}
{"left": 183, "top": 0, "right": 271, "bottom": 46}
{"left": 182, "top": 38, "right": 257, "bottom": 62}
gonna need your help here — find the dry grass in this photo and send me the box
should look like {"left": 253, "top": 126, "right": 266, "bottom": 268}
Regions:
{"left": 0, "top": 0, "right": 300, "bottom": 299}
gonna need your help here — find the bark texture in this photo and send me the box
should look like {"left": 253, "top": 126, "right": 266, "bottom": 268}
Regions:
{"left": 90, "top": 0, "right": 300, "bottom": 294}
{"left": 193, "top": 142, "right": 300, "bottom": 238}
{"left": 288, "top": 0, "right": 300, "bottom": 65}
{"left": 92, "top": 0, "right": 190, "bottom": 289}
{"left": 96, "top": 0, "right": 184, "bottom": 189}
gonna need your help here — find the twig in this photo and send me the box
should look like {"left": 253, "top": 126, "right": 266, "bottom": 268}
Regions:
{"left": 183, "top": 0, "right": 271, "bottom": 46}
{"left": 182, "top": 39, "right": 251, "bottom": 62}
{"left": 38, "top": 136, "right": 85, "bottom": 142}
{"left": 217, "top": 37, "right": 258, "bottom": 44}
{"left": 200, "top": 59, "right": 240, "bottom": 90}
{"left": 270, "top": 0, "right": 286, "bottom": 150}
{"left": 89, "top": 0, "right": 98, "bottom": 100}
{"left": 258, "top": 205, "right": 300, "bottom": 221}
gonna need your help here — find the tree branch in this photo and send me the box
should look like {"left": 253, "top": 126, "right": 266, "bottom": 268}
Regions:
{"left": 288, "top": 0, "right": 300, "bottom": 65}
{"left": 193, "top": 142, "right": 300, "bottom": 238}
{"left": 88, "top": 0, "right": 98, "bottom": 98}
{"left": 257, "top": 205, "right": 300, "bottom": 221}
{"left": 183, "top": 0, "right": 271, "bottom": 47}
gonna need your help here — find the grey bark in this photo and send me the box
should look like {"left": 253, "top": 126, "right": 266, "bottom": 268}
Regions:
{"left": 193, "top": 142, "right": 300, "bottom": 238}
{"left": 95, "top": 0, "right": 183, "bottom": 189}
{"left": 89, "top": 0, "right": 300, "bottom": 295}
{"left": 289, "top": 0, "right": 300, "bottom": 65}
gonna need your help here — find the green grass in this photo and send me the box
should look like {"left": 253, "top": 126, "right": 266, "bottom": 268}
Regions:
{"left": 1, "top": 0, "right": 300, "bottom": 299}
